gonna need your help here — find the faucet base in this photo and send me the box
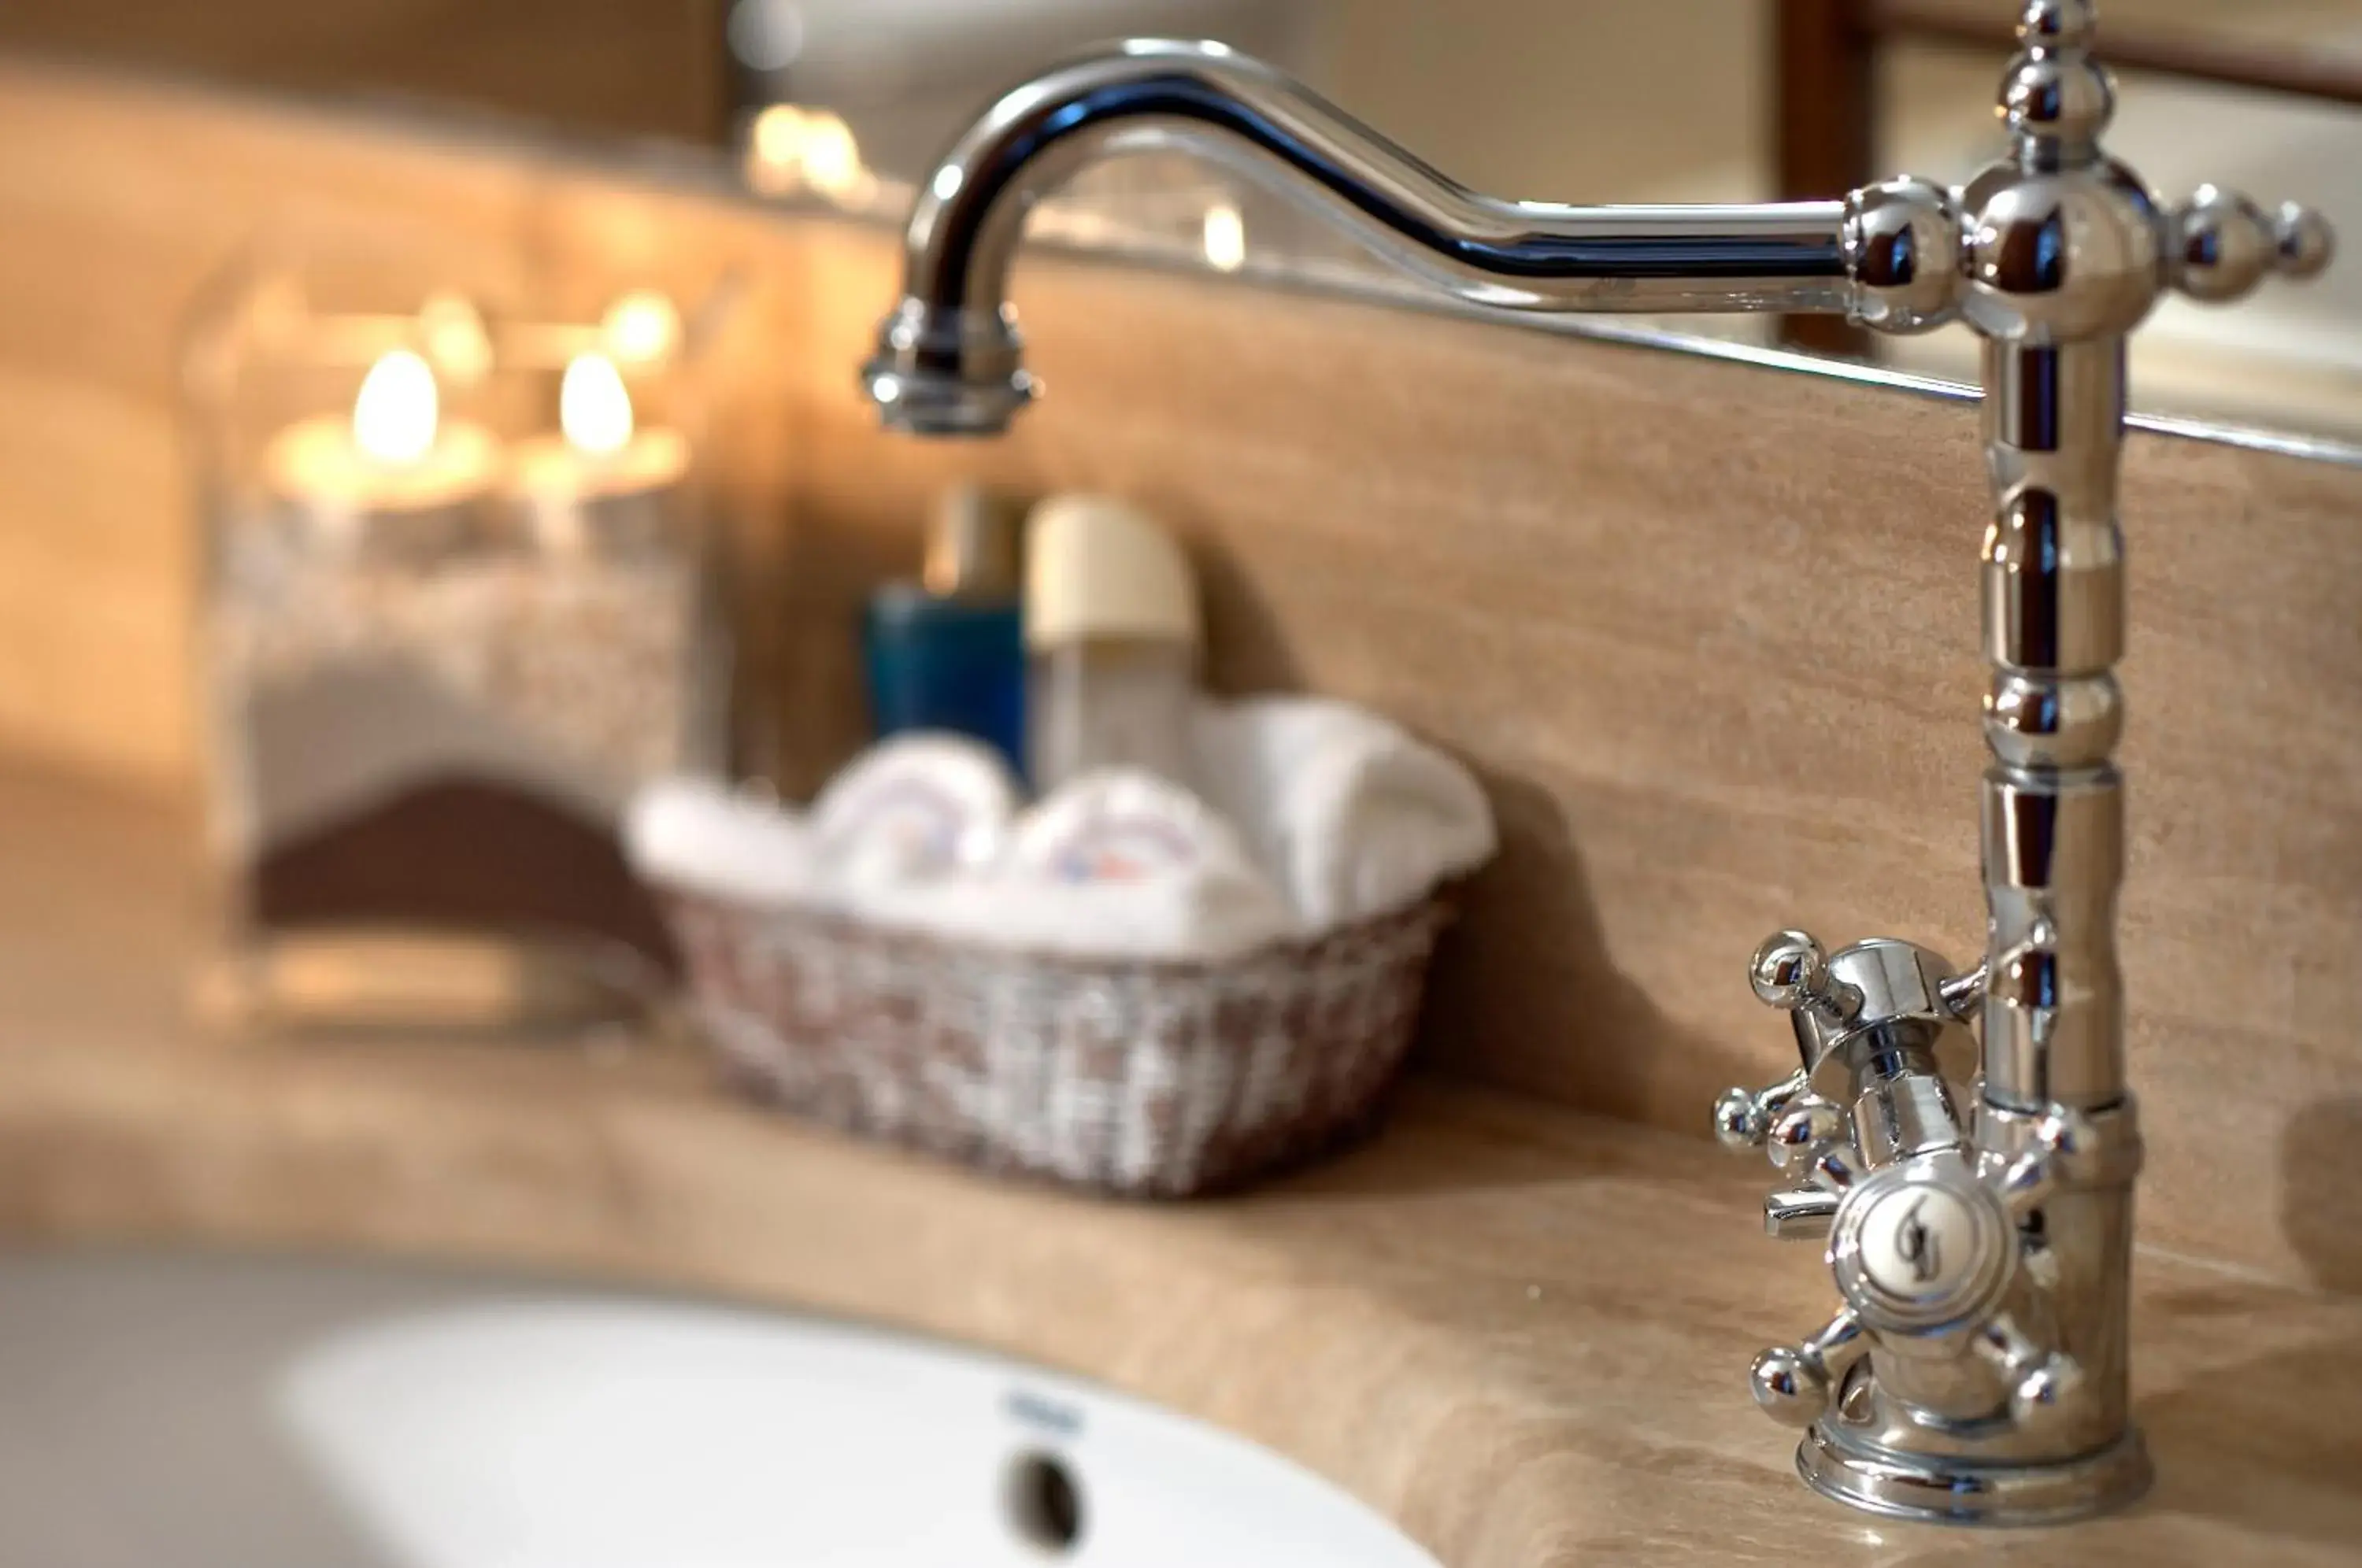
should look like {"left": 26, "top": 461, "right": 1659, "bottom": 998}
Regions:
{"left": 1797, "top": 1422, "right": 2153, "bottom": 1527}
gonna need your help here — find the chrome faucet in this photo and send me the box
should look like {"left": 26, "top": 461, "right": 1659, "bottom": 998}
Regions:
{"left": 859, "top": 3, "right": 2331, "bottom": 1525}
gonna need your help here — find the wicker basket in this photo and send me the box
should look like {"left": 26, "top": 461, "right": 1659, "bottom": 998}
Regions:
{"left": 657, "top": 886, "right": 1451, "bottom": 1196}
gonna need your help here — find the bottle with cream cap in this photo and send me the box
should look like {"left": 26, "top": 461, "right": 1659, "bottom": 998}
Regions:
{"left": 1025, "top": 495, "right": 1201, "bottom": 793}
{"left": 862, "top": 485, "right": 1028, "bottom": 775}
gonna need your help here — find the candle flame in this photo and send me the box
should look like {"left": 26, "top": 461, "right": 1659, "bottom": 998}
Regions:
{"left": 561, "top": 353, "right": 634, "bottom": 456}
{"left": 744, "top": 103, "right": 869, "bottom": 202}
{"left": 603, "top": 290, "right": 681, "bottom": 365}
{"left": 353, "top": 349, "right": 438, "bottom": 465}
{"left": 798, "top": 110, "right": 863, "bottom": 198}
{"left": 1203, "top": 202, "right": 1246, "bottom": 272}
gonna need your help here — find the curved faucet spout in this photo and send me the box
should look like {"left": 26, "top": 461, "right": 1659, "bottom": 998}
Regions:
{"left": 862, "top": 38, "right": 1907, "bottom": 435}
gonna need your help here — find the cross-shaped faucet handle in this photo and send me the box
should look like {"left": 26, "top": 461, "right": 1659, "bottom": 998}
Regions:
{"left": 1843, "top": 0, "right": 2334, "bottom": 343}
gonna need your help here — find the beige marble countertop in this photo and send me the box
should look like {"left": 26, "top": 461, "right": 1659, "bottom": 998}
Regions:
{"left": 1, "top": 760, "right": 2356, "bottom": 1567}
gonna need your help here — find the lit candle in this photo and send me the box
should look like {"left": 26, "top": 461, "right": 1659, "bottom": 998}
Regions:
{"left": 508, "top": 352, "right": 691, "bottom": 556}
{"left": 263, "top": 348, "right": 502, "bottom": 558}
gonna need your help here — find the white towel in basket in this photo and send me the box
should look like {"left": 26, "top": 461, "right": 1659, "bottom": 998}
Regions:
{"left": 855, "top": 767, "right": 1299, "bottom": 960}
{"left": 625, "top": 695, "right": 1494, "bottom": 963}
{"left": 1187, "top": 695, "right": 1496, "bottom": 930}
{"left": 622, "top": 777, "right": 816, "bottom": 905}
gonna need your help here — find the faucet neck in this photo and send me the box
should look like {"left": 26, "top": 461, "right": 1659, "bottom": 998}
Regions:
{"left": 913, "top": 40, "right": 1858, "bottom": 317}
{"left": 864, "top": 39, "right": 1968, "bottom": 435}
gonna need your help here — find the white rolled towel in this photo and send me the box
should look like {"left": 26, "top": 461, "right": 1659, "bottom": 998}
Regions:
{"left": 623, "top": 777, "right": 819, "bottom": 906}
{"left": 1188, "top": 695, "right": 1495, "bottom": 930}
{"left": 626, "top": 697, "right": 1494, "bottom": 962}
{"left": 854, "top": 769, "right": 1299, "bottom": 962}
{"left": 808, "top": 732, "right": 1020, "bottom": 889}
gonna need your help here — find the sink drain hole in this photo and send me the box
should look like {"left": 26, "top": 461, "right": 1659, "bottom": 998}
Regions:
{"left": 1004, "top": 1449, "right": 1086, "bottom": 1555}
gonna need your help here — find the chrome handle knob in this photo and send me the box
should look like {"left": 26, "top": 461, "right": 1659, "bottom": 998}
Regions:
{"left": 2170, "top": 189, "right": 2334, "bottom": 301}
{"left": 1712, "top": 1074, "right": 1855, "bottom": 1183}
{"left": 1748, "top": 930, "right": 1853, "bottom": 1019}
{"left": 1767, "top": 1099, "right": 1857, "bottom": 1189}
{"left": 1751, "top": 1306, "right": 1870, "bottom": 1428}
{"left": 1711, "top": 1069, "right": 1805, "bottom": 1152}
{"left": 1975, "top": 1308, "right": 2088, "bottom": 1432}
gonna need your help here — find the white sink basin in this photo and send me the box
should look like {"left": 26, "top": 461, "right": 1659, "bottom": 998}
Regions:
{"left": 0, "top": 1252, "right": 1439, "bottom": 1568}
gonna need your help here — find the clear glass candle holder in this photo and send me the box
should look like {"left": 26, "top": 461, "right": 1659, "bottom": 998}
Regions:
{"left": 182, "top": 238, "right": 737, "bottom": 1037}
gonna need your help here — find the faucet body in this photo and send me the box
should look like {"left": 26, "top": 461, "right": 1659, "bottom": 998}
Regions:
{"left": 861, "top": 3, "right": 2330, "bottom": 1526}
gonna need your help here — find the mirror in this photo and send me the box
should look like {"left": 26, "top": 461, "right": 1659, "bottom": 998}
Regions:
{"left": 6, "top": 0, "right": 2357, "bottom": 442}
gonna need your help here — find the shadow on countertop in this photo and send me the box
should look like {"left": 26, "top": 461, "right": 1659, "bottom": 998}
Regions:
{"left": 1189, "top": 528, "right": 1764, "bottom": 1182}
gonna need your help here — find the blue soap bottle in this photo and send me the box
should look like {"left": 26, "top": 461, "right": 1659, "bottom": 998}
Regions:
{"left": 862, "top": 485, "right": 1027, "bottom": 777}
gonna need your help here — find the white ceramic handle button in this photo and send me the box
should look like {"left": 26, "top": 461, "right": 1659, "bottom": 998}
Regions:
{"left": 1853, "top": 1182, "right": 1983, "bottom": 1306}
